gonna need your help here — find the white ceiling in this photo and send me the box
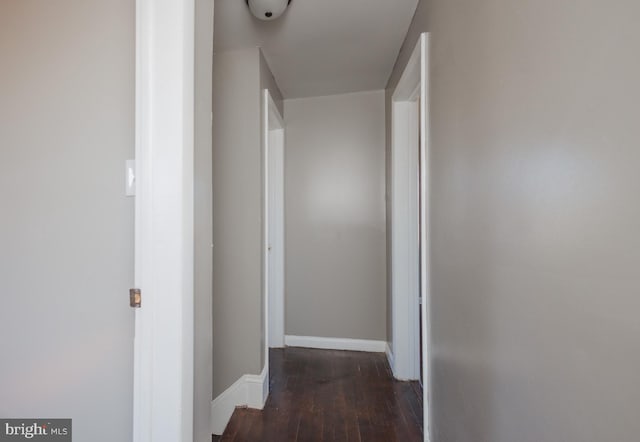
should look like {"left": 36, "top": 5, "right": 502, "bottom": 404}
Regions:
{"left": 214, "top": 0, "right": 419, "bottom": 99}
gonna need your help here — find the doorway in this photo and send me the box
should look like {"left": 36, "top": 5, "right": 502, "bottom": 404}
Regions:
{"left": 391, "top": 32, "right": 430, "bottom": 441}
{"left": 264, "top": 89, "right": 286, "bottom": 359}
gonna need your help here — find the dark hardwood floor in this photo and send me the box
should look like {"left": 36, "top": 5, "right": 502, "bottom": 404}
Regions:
{"left": 212, "top": 347, "right": 423, "bottom": 441}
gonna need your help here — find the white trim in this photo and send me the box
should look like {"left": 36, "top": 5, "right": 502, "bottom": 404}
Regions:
{"left": 391, "top": 35, "right": 422, "bottom": 382}
{"left": 133, "top": 1, "right": 195, "bottom": 442}
{"left": 262, "top": 89, "right": 270, "bottom": 381}
{"left": 285, "top": 335, "right": 386, "bottom": 353}
{"left": 419, "top": 33, "right": 432, "bottom": 442}
{"left": 264, "top": 89, "right": 286, "bottom": 349}
{"left": 391, "top": 32, "right": 431, "bottom": 442}
{"left": 385, "top": 342, "right": 395, "bottom": 372}
{"left": 210, "top": 366, "right": 269, "bottom": 435}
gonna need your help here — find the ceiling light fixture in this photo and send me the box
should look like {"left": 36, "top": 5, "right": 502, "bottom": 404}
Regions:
{"left": 246, "top": 0, "right": 291, "bottom": 21}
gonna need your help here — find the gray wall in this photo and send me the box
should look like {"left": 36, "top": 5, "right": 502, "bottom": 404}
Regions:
{"left": 260, "top": 52, "right": 284, "bottom": 117}
{"left": 387, "top": 0, "right": 640, "bottom": 441}
{"left": 284, "top": 91, "right": 387, "bottom": 341}
{"left": 212, "top": 47, "right": 283, "bottom": 397}
{"left": 0, "top": 1, "right": 135, "bottom": 441}
{"left": 194, "top": 0, "right": 214, "bottom": 440}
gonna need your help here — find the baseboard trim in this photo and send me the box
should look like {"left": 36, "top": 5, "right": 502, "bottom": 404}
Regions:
{"left": 210, "top": 364, "right": 268, "bottom": 435}
{"left": 284, "top": 335, "right": 386, "bottom": 353}
{"left": 385, "top": 342, "right": 395, "bottom": 375}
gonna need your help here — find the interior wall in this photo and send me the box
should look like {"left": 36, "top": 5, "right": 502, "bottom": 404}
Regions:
{"left": 260, "top": 52, "right": 284, "bottom": 117}
{"left": 194, "top": 0, "right": 214, "bottom": 440}
{"left": 387, "top": 1, "right": 640, "bottom": 441}
{"left": 284, "top": 90, "right": 387, "bottom": 342}
{"left": 212, "top": 47, "right": 283, "bottom": 397}
{"left": 0, "top": 1, "right": 134, "bottom": 441}
{"left": 212, "top": 47, "right": 262, "bottom": 397}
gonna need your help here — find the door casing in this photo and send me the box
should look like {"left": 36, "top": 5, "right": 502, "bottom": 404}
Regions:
{"left": 390, "top": 32, "right": 431, "bottom": 442}
{"left": 133, "top": 1, "right": 196, "bottom": 441}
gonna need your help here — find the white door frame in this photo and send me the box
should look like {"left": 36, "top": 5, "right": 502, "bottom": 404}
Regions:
{"left": 418, "top": 33, "right": 431, "bottom": 442}
{"left": 133, "top": 1, "right": 195, "bottom": 441}
{"left": 391, "top": 32, "right": 431, "bottom": 442}
{"left": 263, "top": 89, "right": 285, "bottom": 351}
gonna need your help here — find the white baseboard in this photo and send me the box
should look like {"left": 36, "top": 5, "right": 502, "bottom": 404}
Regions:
{"left": 210, "top": 364, "right": 268, "bottom": 435}
{"left": 385, "top": 342, "right": 395, "bottom": 375}
{"left": 284, "top": 335, "right": 386, "bottom": 353}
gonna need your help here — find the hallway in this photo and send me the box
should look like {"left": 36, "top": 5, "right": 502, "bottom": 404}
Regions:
{"left": 213, "top": 348, "right": 423, "bottom": 441}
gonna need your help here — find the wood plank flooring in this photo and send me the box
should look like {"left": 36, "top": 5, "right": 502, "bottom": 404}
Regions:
{"left": 212, "top": 347, "right": 423, "bottom": 441}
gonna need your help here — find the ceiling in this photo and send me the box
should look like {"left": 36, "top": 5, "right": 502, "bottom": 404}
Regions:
{"left": 214, "top": 0, "right": 419, "bottom": 99}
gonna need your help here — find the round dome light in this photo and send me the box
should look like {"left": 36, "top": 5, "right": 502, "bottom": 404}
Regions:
{"left": 246, "top": 0, "right": 291, "bottom": 21}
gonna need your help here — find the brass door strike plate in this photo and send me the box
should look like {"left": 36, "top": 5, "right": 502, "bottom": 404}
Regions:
{"left": 130, "top": 288, "right": 142, "bottom": 308}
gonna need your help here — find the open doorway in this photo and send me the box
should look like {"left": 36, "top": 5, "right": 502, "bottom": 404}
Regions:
{"left": 264, "top": 88, "right": 286, "bottom": 359}
{"left": 210, "top": 1, "right": 427, "bottom": 438}
{"left": 391, "top": 32, "right": 430, "bottom": 441}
